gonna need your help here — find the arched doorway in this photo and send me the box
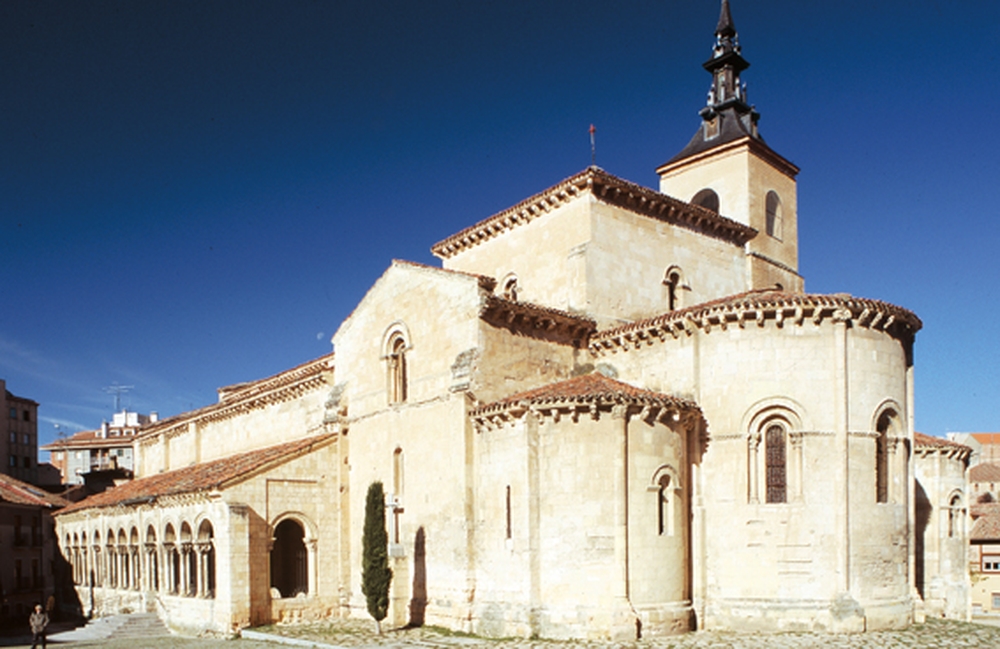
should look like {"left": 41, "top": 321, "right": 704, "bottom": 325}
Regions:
{"left": 270, "top": 519, "right": 308, "bottom": 598}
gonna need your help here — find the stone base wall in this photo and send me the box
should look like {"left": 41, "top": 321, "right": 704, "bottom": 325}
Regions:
{"left": 704, "top": 595, "right": 912, "bottom": 633}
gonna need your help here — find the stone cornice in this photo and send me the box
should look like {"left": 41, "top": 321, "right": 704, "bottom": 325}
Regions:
{"left": 138, "top": 353, "right": 334, "bottom": 444}
{"left": 479, "top": 295, "right": 596, "bottom": 347}
{"left": 656, "top": 136, "right": 800, "bottom": 180}
{"left": 471, "top": 373, "right": 699, "bottom": 432}
{"left": 590, "top": 290, "right": 922, "bottom": 356}
{"left": 431, "top": 167, "right": 757, "bottom": 260}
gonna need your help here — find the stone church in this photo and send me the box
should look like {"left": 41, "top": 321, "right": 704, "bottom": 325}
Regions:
{"left": 54, "top": 1, "right": 970, "bottom": 639}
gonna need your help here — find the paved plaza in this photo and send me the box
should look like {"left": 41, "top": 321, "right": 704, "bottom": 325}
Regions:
{"left": 2, "top": 617, "right": 1000, "bottom": 648}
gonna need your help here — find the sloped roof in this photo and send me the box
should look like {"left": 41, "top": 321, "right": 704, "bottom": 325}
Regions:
{"left": 473, "top": 372, "right": 697, "bottom": 417}
{"left": 970, "top": 433, "right": 1000, "bottom": 445}
{"left": 971, "top": 463, "right": 1000, "bottom": 483}
{"left": 59, "top": 432, "right": 337, "bottom": 515}
{"left": 915, "top": 432, "right": 970, "bottom": 451}
{"left": 41, "top": 430, "right": 136, "bottom": 451}
{"left": 591, "top": 289, "right": 922, "bottom": 354}
{"left": 971, "top": 512, "right": 1000, "bottom": 542}
{"left": 431, "top": 167, "right": 756, "bottom": 260}
{"left": 0, "top": 473, "right": 69, "bottom": 509}
{"left": 136, "top": 353, "right": 333, "bottom": 442}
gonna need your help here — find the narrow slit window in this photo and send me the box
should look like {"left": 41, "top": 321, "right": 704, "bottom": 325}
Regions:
{"left": 765, "top": 424, "right": 786, "bottom": 504}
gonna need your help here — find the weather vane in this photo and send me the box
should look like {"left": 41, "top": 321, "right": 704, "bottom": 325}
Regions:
{"left": 589, "top": 124, "right": 597, "bottom": 167}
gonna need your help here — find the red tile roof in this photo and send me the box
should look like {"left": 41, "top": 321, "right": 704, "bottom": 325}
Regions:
{"left": 40, "top": 430, "right": 136, "bottom": 451}
{"left": 971, "top": 512, "right": 1000, "bottom": 541}
{"left": 971, "top": 433, "right": 1000, "bottom": 445}
{"left": 59, "top": 432, "right": 337, "bottom": 515}
{"left": 592, "top": 289, "right": 922, "bottom": 351}
{"left": 914, "top": 432, "right": 971, "bottom": 451}
{"left": 473, "top": 372, "right": 697, "bottom": 416}
{"left": 431, "top": 167, "right": 757, "bottom": 259}
{"left": 971, "top": 463, "right": 1000, "bottom": 483}
{"left": 0, "top": 473, "right": 69, "bottom": 508}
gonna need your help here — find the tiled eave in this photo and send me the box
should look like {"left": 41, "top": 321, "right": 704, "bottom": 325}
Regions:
{"left": 58, "top": 432, "right": 337, "bottom": 517}
{"left": 914, "top": 432, "right": 972, "bottom": 462}
{"left": 479, "top": 295, "right": 596, "bottom": 346}
{"left": 471, "top": 373, "right": 699, "bottom": 431}
{"left": 138, "top": 353, "right": 334, "bottom": 443}
{"left": 591, "top": 291, "right": 922, "bottom": 356}
{"left": 431, "top": 167, "right": 757, "bottom": 260}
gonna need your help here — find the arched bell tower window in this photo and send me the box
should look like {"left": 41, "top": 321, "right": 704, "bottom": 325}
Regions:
{"left": 691, "top": 188, "right": 719, "bottom": 213}
{"left": 765, "top": 190, "right": 782, "bottom": 239}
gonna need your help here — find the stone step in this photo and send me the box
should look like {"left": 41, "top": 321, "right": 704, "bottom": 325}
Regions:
{"left": 48, "top": 612, "right": 170, "bottom": 642}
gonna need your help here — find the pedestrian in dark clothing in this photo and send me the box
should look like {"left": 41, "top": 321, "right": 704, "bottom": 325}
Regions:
{"left": 29, "top": 604, "right": 48, "bottom": 649}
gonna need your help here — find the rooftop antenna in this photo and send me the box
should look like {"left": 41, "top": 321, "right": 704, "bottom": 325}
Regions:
{"left": 589, "top": 124, "right": 597, "bottom": 167}
{"left": 104, "top": 382, "right": 134, "bottom": 412}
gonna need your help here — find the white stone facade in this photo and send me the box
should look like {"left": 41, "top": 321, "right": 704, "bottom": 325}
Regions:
{"left": 53, "top": 1, "right": 971, "bottom": 640}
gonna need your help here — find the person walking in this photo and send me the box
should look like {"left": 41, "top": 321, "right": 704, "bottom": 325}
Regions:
{"left": 29, "top": 603, "right": 49, "bottom": 649}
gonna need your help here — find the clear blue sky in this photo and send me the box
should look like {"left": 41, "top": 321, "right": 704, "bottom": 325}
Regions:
{"left": 2, "top": 0, "right": 998, "bottom": 451}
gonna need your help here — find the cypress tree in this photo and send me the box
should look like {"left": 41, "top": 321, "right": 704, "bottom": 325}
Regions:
{"left": 362, "top": 481, "right": 392, "bottom": 633}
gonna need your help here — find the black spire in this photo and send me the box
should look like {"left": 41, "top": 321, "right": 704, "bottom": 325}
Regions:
{"left": 715, "top": 0, "right": 736, "bottom": 39}
{"left": 664, "top": 0, "right": 762, "bottom": 165}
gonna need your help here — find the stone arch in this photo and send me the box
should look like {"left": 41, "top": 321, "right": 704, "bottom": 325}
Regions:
{"left": 650, "top": 464, "right": 682, "bottom": 536}
{"left": 946, "top": 489, "right": 965, "bottom": 539}
{"left": 382, "top": 322, "right": 411, "bottom": 404}
{"left": 743, "top": 399, "right": 807, "bottom": 504}
{"left": 872, "top": 401, "right": 903, "bottom": 504}
{"left": 269, "top": 512, "right": 317, "bottom": 598}
{"left": 145, "top": 524, "right": 159, "bottom": 592}
{"left": 765, "top": 190, "right": 782, "bottom": 239}
{"left": 196, "top": 519, "right": 216, "bottom": 598}
{"left": 500, "top": 273, "right": 519, "bottom": 301}
{"left": 691, "top": 188, "right": 719, "bottom": 212}
{"left": 663, "top": 265, "right": 687, "bottom": 311}
{"left": 163, "top": 522, "right": 180, "bottom": 594}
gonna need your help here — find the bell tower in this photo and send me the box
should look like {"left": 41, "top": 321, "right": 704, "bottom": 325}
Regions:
{"left": 657, "top": 0, "right": 803, "bottom": 292}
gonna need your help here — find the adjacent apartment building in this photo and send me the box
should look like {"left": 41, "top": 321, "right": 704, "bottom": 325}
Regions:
{"left": 41, "top": 410, "right": 157, "bottom": 486}
{"left": 1, "top": 379, "right": 39, "bottom": 485}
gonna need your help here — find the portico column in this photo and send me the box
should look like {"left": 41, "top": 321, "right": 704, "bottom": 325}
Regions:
{"left": 306, "top": 538, "right": 318, "bottom": 596}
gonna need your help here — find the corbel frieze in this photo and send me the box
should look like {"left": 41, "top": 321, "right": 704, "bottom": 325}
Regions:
{"left": 590, "top": 293, "right": 921, "bottom": 357}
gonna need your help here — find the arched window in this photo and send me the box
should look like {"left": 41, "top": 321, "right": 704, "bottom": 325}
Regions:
{"left": 658, "top": 474, "right": 672, "bottom": 536}
{"left": 765, "top": 191, "right": 782, "bottom": 239}
{"left": 501, "top": 275, "right": 519, "bottom": 302}
{"left": 663, "top": 266, "right": 685, "bottom": 312}
{"left": 875, "top": 410, "right": 897, "bottom": 503}
{"left": 691, "top": 188, "right": 719, "bottom": 213}
{"left": 270, "top": 519, "right": 308, "bottom": 598}
{"left": 386, "top": 332, "right": 408, "bottom": 404}
{"left": 765, "top": 424, "right": 787, "bottom": 504}
{"left": 198, "top": 520, "right": 216, "bottom": 598}
{"left": 948, "top": 494, "right": 963, "bottom": 538}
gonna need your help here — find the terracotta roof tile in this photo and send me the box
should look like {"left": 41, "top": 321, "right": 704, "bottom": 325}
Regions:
{"left": 971, "top": 463, "right": 1000, "bottom": 483}
{"left": 431, "top": 167, "right": 756, "bottom": 259}
{"left": 473, "top": 373, "right": 697, "bottom": 416}
{"left": 971, "top": 513, "right": 1000, "bottom": 541}
{"left": 0, "top": 473, "right": 69, "bottom": 508}
{"left": 59, "top": 432, "right": 337, "bottom": 515}
{"left": 914, "top": 432, "right": 971, "bottom": 451}
{"left": 592, "top": 290, "right": 922, "bottom": 349}
{"left": 40, "top": 430, "right": 136, "bottom": 451}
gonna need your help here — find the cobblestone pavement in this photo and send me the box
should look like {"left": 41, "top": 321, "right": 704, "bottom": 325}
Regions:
{"left": 254, "top": 616, "right": 1000, "bottom": 649}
